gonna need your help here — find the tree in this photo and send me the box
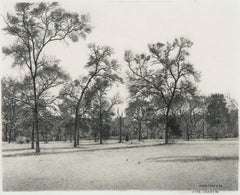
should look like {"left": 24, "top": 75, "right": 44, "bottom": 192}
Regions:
{"left": 225, "top": 95, "right": 238, "bottom": 138}
{"left": 2, "top": 2, "right": 91, "bottom": 153}
{"left": 125, "top": 37, "right": 199, "bottom": 144}
{"left": 58, "top": 98, "right": 76, "bottom": 142}
{"left": 21, "top": 63, "right": 68, "bottom": 147}
{"left": 60, "top": 43, "right": 121, "bottom": 147}
{"left": 206, "top": 94, "right": 228, "bottom": 140}
{"left": 117, "top": 110, "right": 124, "bottom": 143}
{"left": 171, "top": 84, "right": 204, "bottom": 140}
{"left": 125, "top": 98, "right": 151, "bottom": 141}
{"left": 91, "top": 79, "right": 122, "bottom": 144}
{"left": 1, "top": 77, "right": 21, "bottom": 142}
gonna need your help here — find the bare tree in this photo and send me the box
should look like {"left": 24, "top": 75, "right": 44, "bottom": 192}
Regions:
{"left": 125, "top": 37, "right": 200, "bottom": 144}
{"left": 60, "top": 43, "right": 121, "bottom": 147}
{"left": 92, "top": 79, "right": 122, "bottom": 144}
{"left": 2, "top": 2, "right": 91, "bottom": 153}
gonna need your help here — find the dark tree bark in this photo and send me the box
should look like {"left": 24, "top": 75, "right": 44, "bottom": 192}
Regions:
{"left": 94, "top": 131, "right": 97, "bottom": 142}
{"left": 100, "top": 113, "right": 103, "bottom": 144}
{"left": 74, "top": 111, "right": 78, "bottom": 147}
{"left": 119, "top": 116, "right": 122, "bottom": 143}
{"left": 4, "top": 125, "right": 8, "bottom": 142}
{"left": 138, "top": 122, "right": 142, "bottom": 141}
{"left": 33, "top": 77, "right": 40, "bottom": 153}
{"left": 31, "top": 120, "right": 35, "bottom": 149}
{"left": 8, "top": 130, "right": 12, "bottom": 143}
{"left": 77, "top": 129, "right": 80, "bottom": 145}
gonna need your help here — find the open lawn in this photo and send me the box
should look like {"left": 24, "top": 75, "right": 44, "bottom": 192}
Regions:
{"left": 2, "top": 139, "right": 239, "bottom": 191}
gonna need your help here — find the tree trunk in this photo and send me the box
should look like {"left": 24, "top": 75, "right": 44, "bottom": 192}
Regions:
{"left": 33, "top": 76, "right": 40, "bottom": 153}
{"left": 64, "top": 132, "right": 67, "bottom": 142}
{"left": 45, "top": 131, "right": 48, "bottom": 143}
{"left": 138, "top": 122, "right": 142, "bottom": 141}
{"left": 119, "top": 116, "right": 122, "bottom": 143}
{"left": 100, "top": 113, "right": 103, "bottom": 144}
{"left": 35, "top": 106, "right": 40, "bottom": 153}
{"left": 74, "top": 111, "right": 78, "bottom": 147}
{"left": 8, "top": 129, "right": 11, "bottom": 143}
{"left": 186, "top": 123, "right": 190, "bottom": 141}
{"left": 4, "top": 125, "right": 8, "bottom": 142}
{"left": 202, "top": 121, "right": 205, "bottom": 139}
{"left": 187, "top": 129, "right": 190, "bottom": 141}
{"left": 165, "top": 108, "right": 170, "bottom": 144}
{"left": 77, "top": 129, "right": 80, "bottom": 145}
{"left": 8, "top": 124, "right": 13, "bottom": 143}
{"left": 94, "top": 131, "right": 97, "bottom": 142}
{"left": 31, "top": 120, "right": 35, "bottom": 149}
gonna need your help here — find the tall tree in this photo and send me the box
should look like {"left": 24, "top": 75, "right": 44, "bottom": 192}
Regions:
{"left": 2, "top": 2, "right": 91, "bottom": 153}
{"left": 60, "top": 43, "right": 121, "bottom": 147}
{"left": 21, "top": 63, "right": 68, "bottom": 148}
{"left": 125, "top": 37, "right": 199, "bottom": 144}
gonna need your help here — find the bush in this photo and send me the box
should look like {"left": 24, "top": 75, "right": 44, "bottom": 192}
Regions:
{"left": 26, "top": 138, "right": 30, "bottom": 143}
{"left": 16, "top": 136, "right": 29, "bottom": 144}
{"left": 168, "top": 116, "right": 182, "bottom": 137}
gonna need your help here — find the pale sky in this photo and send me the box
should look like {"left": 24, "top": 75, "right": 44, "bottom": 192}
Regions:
{"left": 1, "top": 0, "right": 240, "bottom": 103}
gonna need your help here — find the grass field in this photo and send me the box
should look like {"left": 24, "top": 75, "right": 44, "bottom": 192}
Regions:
{"left": 2, "top": 139, "right": 239, "bottom": 191}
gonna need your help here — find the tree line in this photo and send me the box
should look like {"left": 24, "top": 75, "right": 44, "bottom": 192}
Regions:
{"left": 1, "top": 2, "right": 238, "bottom": 153}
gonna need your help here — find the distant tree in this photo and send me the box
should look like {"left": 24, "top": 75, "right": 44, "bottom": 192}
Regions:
{"left": 117, "top": 110, "right": 124, "bottom": 143}
{"left": 125, "top": 37, "right": 200, "bottom": 144}
{"left": 225, "top": 95, "right": 238, "bottom": 138}
{"left": 226, "top": 109, "right": 238, "bottom": 138}
{"left": 60, "top": 78, "right": 95, "bottom": 146}
{"left": 1, "top": 77, "right": 21, "bottom": 142}
{"left": 125, "top": 98, "right": 152, "bottom": 141}
{"left": 1, "top": 77, "right": 36, "bottom": 143}
{"left": 2, "top": 2, "right": 91, "bottom": 153}
{"left": 38, "top": 109, "right": 54, "bottom": 143}
{"left": 206, "top": 94, "right": 228, "bottom": 140}
{"left": 168, "top": 116, "right": 182, "bottom": 138}
{"left": 171, "top": 83, "right": 205, "bottom": 140}
{"left": 91, "top": 78, "right": 122, "bottom": 144}
{"left": 20, "top": 64, "right": 68, "bottom": 147}
{"left": 58, "top": 99, "right": 76, "bottom": 142}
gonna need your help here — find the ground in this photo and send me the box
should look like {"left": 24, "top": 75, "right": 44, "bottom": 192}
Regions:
{"left": 1, "top": 139, "right": 239, "bottom": 191}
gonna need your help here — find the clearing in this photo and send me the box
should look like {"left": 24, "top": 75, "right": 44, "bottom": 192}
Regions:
{"left": 2, "top": 139, "right": 239, "bottom": 191}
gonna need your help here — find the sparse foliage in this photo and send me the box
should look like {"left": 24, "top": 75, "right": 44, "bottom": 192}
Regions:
{"left": 2, "top": 2, "right": 91, "bottom": 152}
{"left": 125, "top": 37, "right": 200, "bottom": 143}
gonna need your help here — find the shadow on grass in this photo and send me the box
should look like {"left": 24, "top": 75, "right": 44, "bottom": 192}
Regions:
{"left": 2, "top": 148, "right": 33, "bottom": 152}
{"left": 2, "top": 143, "right": 163, "bottom": 158}
{"left": 145, "top": 155, "right": 239, "bottom": 163}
